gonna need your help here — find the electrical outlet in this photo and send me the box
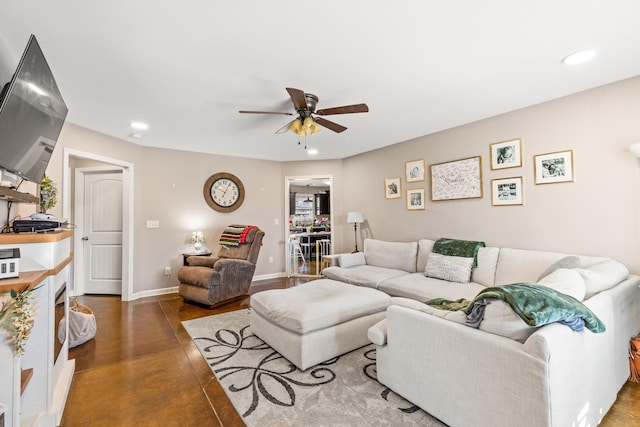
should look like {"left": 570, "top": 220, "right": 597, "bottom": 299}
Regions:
{"left": 268, "top": 256, "right": 274, "bottom": 264}
{"left": 164, "top": 267, "right": 171, "bottom": 275}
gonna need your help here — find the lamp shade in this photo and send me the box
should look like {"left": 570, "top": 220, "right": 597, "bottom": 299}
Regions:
{"left": 347, "top": 211, "right": 364, "bottom": 224}
{"left": 190, "top": 231, "right": 205, "bottom": 244}
{"left": 630, "top": 143, "right": 640, "bottom": 158}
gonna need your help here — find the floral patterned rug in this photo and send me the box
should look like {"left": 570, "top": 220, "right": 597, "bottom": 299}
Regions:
{"left": 182, "top": 309, "right": 445, "bottom": 427}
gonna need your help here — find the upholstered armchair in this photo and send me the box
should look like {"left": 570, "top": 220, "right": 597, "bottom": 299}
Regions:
{"left": 178, "top": 226, "right": 265, "bottom": 306}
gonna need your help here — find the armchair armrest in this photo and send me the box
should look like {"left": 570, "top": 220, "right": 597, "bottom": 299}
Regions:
{"left": 186, "top": 255, "right": 218, "bottom": 268}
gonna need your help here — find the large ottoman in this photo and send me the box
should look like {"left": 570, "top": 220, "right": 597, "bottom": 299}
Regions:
{"left": 250, "top": 279, "right": 391, "bottom": 370}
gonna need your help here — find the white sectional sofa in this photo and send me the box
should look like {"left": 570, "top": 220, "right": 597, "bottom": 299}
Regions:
{"left": 322, "top": 238, "right": 640, "bottom": 427}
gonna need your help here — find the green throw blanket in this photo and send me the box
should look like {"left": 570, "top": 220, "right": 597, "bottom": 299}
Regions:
{"left": 432, "top": 238, "right": 485, "bottom": 267}
{"left": 426, "top": 283, "right": 605, "bottom": 333}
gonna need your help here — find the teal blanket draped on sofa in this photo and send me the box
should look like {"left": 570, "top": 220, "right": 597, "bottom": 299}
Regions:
{"left": 427, "top": 283, "right": 605, "bottom": 333}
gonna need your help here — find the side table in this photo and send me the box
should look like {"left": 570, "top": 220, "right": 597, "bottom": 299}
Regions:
{"left": 182, "top": 251, "right": 212, "bottom": 266}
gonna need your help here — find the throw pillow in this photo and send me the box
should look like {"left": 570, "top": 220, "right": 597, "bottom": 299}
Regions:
{"left": 537, "top": 268, "right": 586, "bottom": 301}
{"left": 536, "top": 256, "right": 581, "bottom": 281}
{"left": 338, "top": 252, "right": 366, "bottom": 268}
{"left": 574, "top": 259, "right": 629, "bottom": 299}
{"left": 424, "top": 252, "right": 474, "bottom": 283}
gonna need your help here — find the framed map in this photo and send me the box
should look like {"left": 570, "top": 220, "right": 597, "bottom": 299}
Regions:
{"left": 430, "top": 156, "right": 483, "bottom": 201}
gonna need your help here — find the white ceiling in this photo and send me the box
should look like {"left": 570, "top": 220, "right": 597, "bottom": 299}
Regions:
{"left": 1, "top": 1, "right": 639, "bottom": 162}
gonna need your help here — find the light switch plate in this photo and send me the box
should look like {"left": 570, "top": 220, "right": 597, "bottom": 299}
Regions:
{"left": 146, "top": 220, "right": 160, "bottom": 228}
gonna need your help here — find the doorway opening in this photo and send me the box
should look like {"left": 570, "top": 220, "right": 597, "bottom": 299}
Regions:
{"left": 285, "top": 175, "right": 333, "bottom": 278}
{"left": 62, "top": 148, "right": 134, "bottom": 301}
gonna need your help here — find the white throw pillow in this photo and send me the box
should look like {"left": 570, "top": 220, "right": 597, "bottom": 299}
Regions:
{"left": 537, "top": 268, "right": 586, "bottom": 301}
{"left": 574, "top": 259, "right": 629, "bottom": 299}
{"left": 424, "top": 252, "right": 474, "bottom": 283}
{"left": 338, "top": 252, "right": 366, "bottom": 268}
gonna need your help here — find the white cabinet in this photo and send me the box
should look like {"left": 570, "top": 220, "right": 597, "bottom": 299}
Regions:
{"left": 0, "top": 231, "right": 75, "bottom": 427}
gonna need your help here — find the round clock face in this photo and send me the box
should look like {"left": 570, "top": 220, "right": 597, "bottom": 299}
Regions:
{"left": 203, "top": 172, "right": 245, "bottom": 213}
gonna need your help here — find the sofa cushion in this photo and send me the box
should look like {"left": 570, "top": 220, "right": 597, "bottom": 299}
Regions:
{"left": 470, "top": 246, "right": 500, "bottom": 287}
{"left": 575, "top": 259, "right": 629, "bottom": 299}
{"left": 478, "top": 300, "right": 537, "bottom": 343}
{"left": 424, "top": 253, "right": 474, "bottom": 283}
{"left": 537, "top": 268, "right": 586, "bottom": 301}
{"left": 390, "top": 296, "right": 467, "bottom": 324}
{"left": 364, "top": 239, "right": 418, "bottom": 273}
{"left": 378, "top": 273, "right": 485, "bottom": 301}
{"left": 494, "top": 248, "right": 609, "bottom": 286}
{"left": 338, "top": 252, "right": 366, "bottom": 268}
{"left": 416, "top": 239, "right": 436, "bottom": 272}
{"left": 322, "top": 265, "right": 409, "bottom": 289}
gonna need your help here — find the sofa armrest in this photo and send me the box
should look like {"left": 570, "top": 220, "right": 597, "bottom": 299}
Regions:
{"left": 368, "top": 319, "right": 387, "bottom": 345}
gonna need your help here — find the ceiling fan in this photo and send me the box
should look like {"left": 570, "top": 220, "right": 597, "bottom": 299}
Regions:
{"left": 239, "top": 87, "right": 369, "bottom": 136}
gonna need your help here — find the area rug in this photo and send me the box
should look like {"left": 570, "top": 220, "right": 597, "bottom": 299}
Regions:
{"left": 182, "top": 309, "right": 446, "bottom": 427}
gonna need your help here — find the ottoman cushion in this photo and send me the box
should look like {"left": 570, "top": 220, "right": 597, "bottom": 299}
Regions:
{"left": 251, "top": 279, "right": 391, "bottom": 334}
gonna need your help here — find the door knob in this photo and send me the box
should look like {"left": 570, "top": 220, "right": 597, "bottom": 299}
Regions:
{"left": 81, "top": 236, "right": 89, "bottom": 241}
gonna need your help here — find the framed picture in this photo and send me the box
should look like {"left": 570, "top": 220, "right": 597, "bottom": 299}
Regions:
{"left": 384, "top": 177, "right": 402, "bottom": 199}
{"left": 406, "top": 188, "right": 425, "bottom": 210}
{"left": 490, "top": 138, "right": 522, "bottom": 170}
{"left": 405, "top": 159, "right": 425, "bottom": 182}
{"left": 430, "top": 156, "right": 483, "bottom": 201}
{"left": 534, "top": 150, "right": 574, "bottom": 184}
{"left": 491, "top": 177, "right": 523, "bottom": 206}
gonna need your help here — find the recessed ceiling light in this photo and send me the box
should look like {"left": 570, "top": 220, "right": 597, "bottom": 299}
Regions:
{"left": 562, "top": 49, "right": 597, "bottom": 65}
{"left": 307, "top": 149, "right": 319, "bottom": 155}
{"left": 130, "top": 121, "right": 149, "bottom": 131}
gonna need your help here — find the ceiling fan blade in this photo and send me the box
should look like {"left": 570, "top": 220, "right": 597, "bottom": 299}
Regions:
{"left": 315, "top": 117, "right": 347, "bottom": 133}
{"left": 275, "top": 120, "right": 295, "bottom": 134}
{"left": 316, "top": 103, "right": 369, "bottom": 116}
{"left": 286, "top": 87, "right": 308, "bottom": 111}
{"left": 239, "top": 110, "right": 293, "bottom": 115}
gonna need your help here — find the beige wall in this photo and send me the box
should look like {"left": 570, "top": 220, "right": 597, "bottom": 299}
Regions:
{"left": 342, "top": 76, "right": 640, "bottom": 274}
{"left": 2, "top": 75, "right": 639, "bottom": 297}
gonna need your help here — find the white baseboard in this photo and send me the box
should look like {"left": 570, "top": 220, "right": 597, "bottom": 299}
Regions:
{"left": 253, "top": 272, "right": 287, "bottom": 281}
{"left": 130, "top": 286, "right": 179, "bottom": 300}
{"left": 96, "top": 273, "right": 287, "bottom": 302}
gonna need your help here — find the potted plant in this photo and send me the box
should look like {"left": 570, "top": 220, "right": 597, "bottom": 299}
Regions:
{"left": 39, "top": 175, "right": 57, "bottom": 214}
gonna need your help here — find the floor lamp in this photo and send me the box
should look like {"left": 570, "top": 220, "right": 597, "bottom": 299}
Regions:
{"left": 347, "top": 211, "right": 364, "bottom": 253}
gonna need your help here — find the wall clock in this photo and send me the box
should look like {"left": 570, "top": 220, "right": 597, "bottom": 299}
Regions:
{"left": 203, "top": 172, "right": 245, "bottom": 213}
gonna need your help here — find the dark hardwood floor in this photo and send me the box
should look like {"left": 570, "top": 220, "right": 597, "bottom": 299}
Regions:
{"left": 60, "top": 276, "right": 640, "bottom": 426}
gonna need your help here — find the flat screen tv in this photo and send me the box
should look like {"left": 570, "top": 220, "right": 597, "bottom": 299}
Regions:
{"left": 0, "top": 34, "right": 68, "bottom": 184}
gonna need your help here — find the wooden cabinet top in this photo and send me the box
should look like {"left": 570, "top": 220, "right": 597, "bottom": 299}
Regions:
{"left": 0, "top": 229, "right": 73, "bottom": 245}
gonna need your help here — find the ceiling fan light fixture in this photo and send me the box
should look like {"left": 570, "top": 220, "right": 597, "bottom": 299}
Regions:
{"left": 289, "top": 119, "right": 304, "bottom": 136}
{"left": 303, "top": 116, "right": 321, "bottom": 135}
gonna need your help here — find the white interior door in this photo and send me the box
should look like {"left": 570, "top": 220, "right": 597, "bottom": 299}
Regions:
{"left": 81, "top": 170, "right": 123, "bottom": 295}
